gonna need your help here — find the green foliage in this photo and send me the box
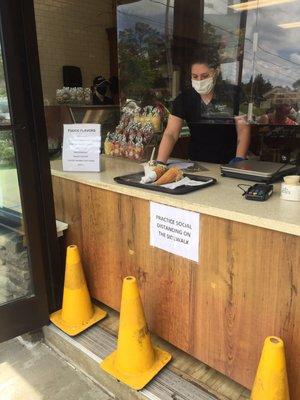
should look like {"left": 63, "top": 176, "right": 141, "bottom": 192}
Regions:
{"left": 240, "top": 103, "right": 268, "bottom": 117}
{"left": 118, "top": 22, "right": 168, "bottom": 102}
{"left": 119, "top": 53, "right": 156, "bottom": 99}
{"left": 203, "top": 22, "right": 222, "bottom": 53}
{"left": 0, "top": 130, "right": 11, "bottom": 140}
{"left": 292, "top": 79, "right": 300, "bottom": 90}
{"left": 0, "top": 55, "right": 7, "bottom": 97}
{"left": 0, "top": 131, "right": 15, "bottom": 165}
{"left": 241, "top": 74, "right": 273, "bottom": 107}
{"left": 47, "top": 137, "right": 60, "bottom": 150}
{"left": 252, "top": 74, "right": 273, "bottom": 106}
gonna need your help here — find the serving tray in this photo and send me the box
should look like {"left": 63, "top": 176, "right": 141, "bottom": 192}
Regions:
{"left": 114, "top": 172, "right": 217, "bottom": 195}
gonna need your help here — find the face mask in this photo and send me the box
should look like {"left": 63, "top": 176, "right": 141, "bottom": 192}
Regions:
{"left": 191, "top": 77, "right": 214, "bottom": 95}
{"left": 96, "top": 82, "right": 108, "bottom": 96}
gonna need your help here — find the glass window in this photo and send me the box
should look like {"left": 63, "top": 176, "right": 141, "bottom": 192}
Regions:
{"left": 117, "top": 0, "right": 300, "bottom": 162}
{"left": 0, "top": 44, "right": 33, "bottom": 305}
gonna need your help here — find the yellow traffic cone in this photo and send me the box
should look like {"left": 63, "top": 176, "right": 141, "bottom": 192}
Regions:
{"left": 100, "top": 276, "right": 171, "bottom": 390}
{"left": 251, "top": 336, "right": 290, "bottom": 400}
{"left": 50, "top": 245, "right": 106, "bottom": 336}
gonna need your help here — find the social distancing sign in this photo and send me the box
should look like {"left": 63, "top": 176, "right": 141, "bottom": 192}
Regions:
{"left": 150, "top": 202, "right": 200, "bottom": 262}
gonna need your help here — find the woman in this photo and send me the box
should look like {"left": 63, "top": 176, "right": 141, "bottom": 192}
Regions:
{"left": 92, "top": 76, "right": 114, "bottom": 105}
{"left": 258, "top": 103, "right": 297, "bottom": 126}
{"left": 156, "top": 52, "right": 250, "bottom": 164}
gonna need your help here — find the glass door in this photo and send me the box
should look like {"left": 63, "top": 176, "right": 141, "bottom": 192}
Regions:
{"left": 0, "top": 0, "right": 60, "bottom": 342}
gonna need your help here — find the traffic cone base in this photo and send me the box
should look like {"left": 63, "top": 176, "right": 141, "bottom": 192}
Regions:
{"left": 49, "top": 244, "right": 107, "bottom": 336}
{"left": 100, "top": 276, "right": 171, "bottom": 389}
{"left": 50, "top": 304, "right": 106, "bottom": 336}
{"left": 101, "top": 346, "right": 171, "bottom": 390}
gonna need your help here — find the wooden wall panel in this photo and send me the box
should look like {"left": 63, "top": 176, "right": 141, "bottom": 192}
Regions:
{"left": 52, "top": 177, "right": 83, "bottom": 249}
{"left": 194, "top": 217, "right": 300, "bottom": 393}
{"left": 52, "top": 176, "right": 300, "bottom": 399}
{"left": 77, "top": 183, "right": 195, "bottom": 350}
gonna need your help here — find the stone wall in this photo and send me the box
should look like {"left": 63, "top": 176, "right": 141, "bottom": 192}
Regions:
{"left": 0, "top": 230, "right": 32, "bottom": 304}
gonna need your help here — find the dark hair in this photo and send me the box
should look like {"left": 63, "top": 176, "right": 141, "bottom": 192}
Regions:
{"left": 190, "top": 48, "right": 220, "bottom": 69}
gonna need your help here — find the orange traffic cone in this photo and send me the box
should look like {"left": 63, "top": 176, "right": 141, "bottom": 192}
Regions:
{"left": 100, "top": 276, "right": 171, "bottom": 390}
{"left": 50, "top": 245, "right": 106, "bottom": 336}
{"left": 251, "top": 336, "right": 290, "bottom": 399}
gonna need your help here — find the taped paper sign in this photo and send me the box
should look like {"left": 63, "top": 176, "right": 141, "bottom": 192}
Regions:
{"left": 63, "top": 124, "right": 101, "bottom": 172}
{"left": 150, "top": 202, "right": 200, "bottom": 262}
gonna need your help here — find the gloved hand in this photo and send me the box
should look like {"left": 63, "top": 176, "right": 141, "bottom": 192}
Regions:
{"left": 229, "top": 157, "right": 245, "bottom": 165}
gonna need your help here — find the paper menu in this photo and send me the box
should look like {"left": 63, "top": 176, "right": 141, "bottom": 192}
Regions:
{"left": 62, "top": 124, "right": 101, "bottom": 172}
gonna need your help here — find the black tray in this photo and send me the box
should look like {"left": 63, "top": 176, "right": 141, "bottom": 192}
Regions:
{"left": 114, "top": 172, "right": 217, "bottom": 195}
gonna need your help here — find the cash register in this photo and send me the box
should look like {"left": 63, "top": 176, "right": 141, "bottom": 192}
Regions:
{"left": 220, "top": 160, "right": 297, "bottom": 183}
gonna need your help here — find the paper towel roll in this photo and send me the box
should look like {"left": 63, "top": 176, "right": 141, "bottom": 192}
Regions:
{"left": 281, "top": 183, "right": 300, "bottom": 201}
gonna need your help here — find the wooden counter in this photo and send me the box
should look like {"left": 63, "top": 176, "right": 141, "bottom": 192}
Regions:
{"left": 51, "top": 156, "right": 300, "bottom": 399}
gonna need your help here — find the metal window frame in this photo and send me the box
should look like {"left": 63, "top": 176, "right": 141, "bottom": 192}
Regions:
{"left": 0, "top": 0, "right": 61, "bottom": 341}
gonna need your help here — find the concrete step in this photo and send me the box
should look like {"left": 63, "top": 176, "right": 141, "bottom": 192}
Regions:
{"left": 0, "top": 334, "right": 112, "bottom": 400}
{"left": 43, "top": 323, "right": 218, "bottom": 400}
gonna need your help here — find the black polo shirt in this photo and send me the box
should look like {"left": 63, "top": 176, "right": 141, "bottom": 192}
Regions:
{"left": 172, "top": 86, "right": 237, "bottom": 163}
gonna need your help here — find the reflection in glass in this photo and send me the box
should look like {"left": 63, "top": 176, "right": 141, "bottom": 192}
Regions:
{"left": 253, "top": 0, "right": 300, "bottom": 124}
{"left": 117, "top": 0, "right": 174, "bottom": 105}
{"left": 0, "top": 131, "right": 34, "bottom": 305}
{"left": 117, "top": 0, "right": 300, "bottom": 162}
{"left": 117, "top": 0, "right": 300, "bottom": 122}
{"left": 0, "top": 52, "right": 10, "bottom": 126}
{"left": 0, "top": 44, "right": 33, "bottom": 305}
{"left": 117, "top": 0, "right": 258, "bottom": 120}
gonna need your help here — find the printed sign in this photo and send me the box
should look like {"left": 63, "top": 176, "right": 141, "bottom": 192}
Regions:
{"left": 150, "top": 202, "right": 200, "bottom": 262}
{"left": 62, "top": 124, "right": 101, "bottom": 172}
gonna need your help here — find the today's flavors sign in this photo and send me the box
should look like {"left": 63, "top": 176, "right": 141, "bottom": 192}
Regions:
{"left": 62, "top": 124, "right": 101, "bottom": 172}
{"left": 150, "top": 202, "right": 200, "bottom": 262}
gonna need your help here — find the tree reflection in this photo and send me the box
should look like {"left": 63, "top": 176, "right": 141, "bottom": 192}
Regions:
{"left": 118, "top": 22, "right": 168, "bottom": 103}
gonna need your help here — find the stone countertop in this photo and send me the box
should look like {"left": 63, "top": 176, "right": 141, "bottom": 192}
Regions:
{"left": 50, "top": 156, "right": 300, "bottom": 236}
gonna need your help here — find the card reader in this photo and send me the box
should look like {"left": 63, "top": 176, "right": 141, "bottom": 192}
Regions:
{"left": 244, "top": 184, "right": 273, "bottom": 201}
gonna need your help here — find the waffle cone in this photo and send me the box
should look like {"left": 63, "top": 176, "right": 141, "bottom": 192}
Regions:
{"left": 153, "top": 165, "right": 168, "bottom": 180}
{"left": 154, "top": 167, "right": 183, "bottom": 185}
